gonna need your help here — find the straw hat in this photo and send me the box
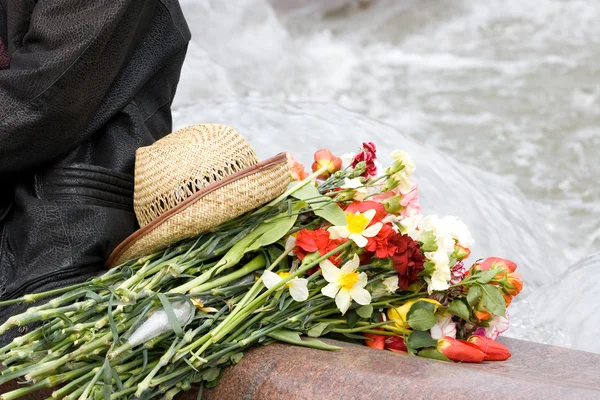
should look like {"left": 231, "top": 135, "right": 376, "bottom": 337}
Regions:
{"left": 106, "top": 124, "right": 291, "bottom": 267}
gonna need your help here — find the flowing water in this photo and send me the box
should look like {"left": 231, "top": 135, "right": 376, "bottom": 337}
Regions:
{"left": 172, "top": 0, "right": 600, "bottom": 353}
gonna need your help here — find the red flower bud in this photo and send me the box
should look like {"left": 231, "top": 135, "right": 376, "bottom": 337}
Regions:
{"left": 437, "top": 336, "right": 486, "bottom": 363}
{"left": 364, "top": 333, "right": 385, "bottom": 350}
{"left": 467, "top": 335, "right": 511, "bottom": 361}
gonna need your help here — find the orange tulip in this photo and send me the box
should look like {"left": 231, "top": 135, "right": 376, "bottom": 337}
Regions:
{"left": 474, "top": 308, "right": 492, "bottom": 322}
{"left": 503, "top": 293, "right": 513, "bottom": 307}
{"left": 437, "top": 336, "right": 486, "bottom": 363}
{"left": 311, "top": 149, "right": 342, "bottom": 179}
{"left": 467, "top": 335, "right": 511, "bottom": 361}
{"left": 477, "top": 257, "right": 517, "bottom": 273}
{"left": 505, "top": 272, "right": 523, "bottom": 296}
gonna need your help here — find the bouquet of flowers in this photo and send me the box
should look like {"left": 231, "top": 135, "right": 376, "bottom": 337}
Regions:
{"left": 0, "top": 137, "right": 522, "bottom": 400}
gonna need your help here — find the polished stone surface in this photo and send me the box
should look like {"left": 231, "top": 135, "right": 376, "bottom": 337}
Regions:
{"left": 1, "top": 338, "right": 599, "bottom": 399}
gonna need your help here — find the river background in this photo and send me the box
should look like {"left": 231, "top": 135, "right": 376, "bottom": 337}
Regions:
{"left": 172, "top": 0, "right": 600, "bottom": 353}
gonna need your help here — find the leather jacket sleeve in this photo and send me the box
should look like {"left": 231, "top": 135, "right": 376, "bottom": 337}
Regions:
{"left": 0, "top": 0, "right": 156, "bottom": 174}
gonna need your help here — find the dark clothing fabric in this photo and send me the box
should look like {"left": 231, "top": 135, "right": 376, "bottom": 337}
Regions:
{"left": 0, "top": 0, "right": 190, "bottom": 344}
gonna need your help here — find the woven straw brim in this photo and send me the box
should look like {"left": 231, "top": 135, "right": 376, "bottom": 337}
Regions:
{"left": 106, "top": 153, "right": 291, "bottom": 267}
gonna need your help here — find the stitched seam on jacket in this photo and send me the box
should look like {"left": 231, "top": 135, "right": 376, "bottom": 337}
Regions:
{"left": 0, "top": 1, "right": 135, "bottom": 123}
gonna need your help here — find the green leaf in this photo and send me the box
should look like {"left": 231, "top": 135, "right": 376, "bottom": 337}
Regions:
{"left": 346, "top": 310, "right": 360, "bottom": 328}
{"left": 307, "top": 322, "right": 332, "bottom": 338}
{"left": 267, "top": 329, "right": 342, "bottom": 351}
{"left": 480, "top": 284, "right": 507, "bottom": 316}
{"left": 356, "top": 305, "right": 374, "bottom": 319}
{"left": 290, "top": 183, "right": 347, "bottom": 226}
{"left": 201, "top": 367, "right": 221, "bottom": 383}
{"left": 419, "top": 231, "right": 438, "bottom": 252}
{"left": 466, "top": 285, "right": 481, "bottom": 306}
{"left": 408, "top": 300, "right": 436, "bottom": 317}
{"left": 448, "top": 299, "right": 471, "bottom": 321}
{"left": 407, "top": 309, "right": 436, "bottom": 331}
{"left": 256, "top": 212, "right": 300, "bottom": 247}
{"left": 476, "top": 269, "right": 499, "bottom": 284}
{"left": 418, "top": 348, "right": 451, "bottom": 362}
{"left": 229, "top": 352, "right": 244, "bottom": 365}
{"left": 406, "top": 330, "right": 438, "bottom": 350}
{"left": 157, "top": 294, "right": 184, "bottom": 337}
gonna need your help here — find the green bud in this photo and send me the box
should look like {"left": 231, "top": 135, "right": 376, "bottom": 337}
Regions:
{"left": 335, "top": 190, "right": 356, "bottom": 202}
{"left": 350, "top": 161, "right": 366, "bottom": 178}
{"left": 383, "top": 195, "right": 403, "bottom": 214}
{"left": 382, "top": 176, "right": 400, "bottom": 192}
{"left": 387, "top": 160, "right": 405, "bottom": 175}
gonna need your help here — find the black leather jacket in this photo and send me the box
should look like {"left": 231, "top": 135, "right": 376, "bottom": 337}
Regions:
{"left": 0, "top": 0, "right": 190, "bottom": 342}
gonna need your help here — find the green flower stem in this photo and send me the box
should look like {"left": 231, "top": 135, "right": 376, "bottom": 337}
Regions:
{"left": 263, "top": 165, "right": 329, "bottom": 209}
{"left": 164, "top": 386, "right": 182, "bottom": 400}
{"left": 135, "top": 337, "right": 180, "bottom": 396}
{"left": 51, "top": 368, "right": 98, "bottom": 399}
{"left": 27, "top": 315, "right": 136, "bottom": 380}
{"left": 188, "top": 254, "right": 266, "bottom": 294}
{"left": 0, "top": 363, "right": 97, "bottom": 400}
{"left": 210, "top": 242, "right": 352, "bottom": 345}
{"left": 109, "top": 387, "right": 137, "bottom": 399}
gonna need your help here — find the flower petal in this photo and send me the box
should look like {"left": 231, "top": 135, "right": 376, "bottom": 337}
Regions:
{"left": 357, "top": 272, "right": 368, "bottom": 288}
{"left": 262, "top": 270, "right": 282, "bottom": 290}
{"left": 350, "top": 286, "right": 372, "bottom": 305}
{"left": 289, "top": 279, "right": 309, "bottom": 302}
{"left": 335, "top": 289, "right": 352, "bottom": 315}
{"left": 320, "top": 260, "right": 341, "bottom": 282}
{"left": 340, "top": 254, "right": 360, "bottom": 274}
{"left": 363, "top": 209, "right": 376, "bottom": 222}
{"left": 349, "top": 233, "right": 368, "bottom": 248}
{"left": 321, "top": 283, "right": 340, "bottom": 299}
{"left": 362, "top": 222, "right": 383, "bottom": 238}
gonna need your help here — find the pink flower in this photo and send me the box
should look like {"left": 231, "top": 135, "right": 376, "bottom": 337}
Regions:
{"left": 430, "top": 314, "right": 457, "bottom": 340}
{"left": 476, "top": 313, "right": 510, "bottom": 340}
{"left": 399, "top": 182, "right": 421, "bottom": 218}
{"left": 450, "top": 261, "right": 467, "bottom": 285}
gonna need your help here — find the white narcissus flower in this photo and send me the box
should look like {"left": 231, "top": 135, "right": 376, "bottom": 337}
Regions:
{"left": 262, "top": 271, "right": 309, "bottom": 302}
{"left": 382, "top": 276, "right": 399, "bottom": 293}
{"left": 430, "top": 313, "right": 457, "bottom": 340}
{"left": 328, "top": 209, "right": 383, "bottom": 248}
{"left": 320, "top": 254, "right": 371, "bottom": 315}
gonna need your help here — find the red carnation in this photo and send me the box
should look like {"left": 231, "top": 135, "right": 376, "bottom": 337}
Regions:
{"left": 352, "top": 142, "right": 378, "bottom": 177}
{"left": 390, "top": 234, "right": 425, "bottom": 290}
{"left": 365, "top": 224, "right": 398, "bottom": 259}
{"left": 294, "top": 228, "right": 346, "bottom": 266}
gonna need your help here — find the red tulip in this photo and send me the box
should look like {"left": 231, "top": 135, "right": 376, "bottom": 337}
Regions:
{"left": 437, "top": 336, "right": 486, "bottom": 363}
{"left": 467, "top": 335, "right": 511, "bottom": 361}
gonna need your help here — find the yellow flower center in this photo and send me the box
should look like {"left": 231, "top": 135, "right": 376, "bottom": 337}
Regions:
{"left": 338, "top": 271, "right": 360, "bottom": 290}
{"left": 346, "top": 212, "right": 369, "bottom": 234}
{"left": 278, "top": 272, "right": 292, "bottom": 288}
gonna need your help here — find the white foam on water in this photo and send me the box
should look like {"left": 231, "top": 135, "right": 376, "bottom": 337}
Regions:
{"left": 174, "top": 0, "right": 600, "bottom": 352}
